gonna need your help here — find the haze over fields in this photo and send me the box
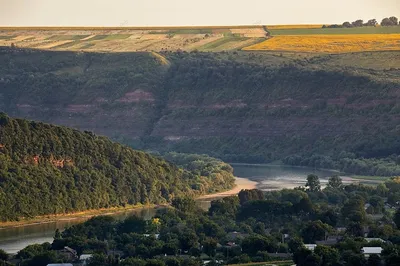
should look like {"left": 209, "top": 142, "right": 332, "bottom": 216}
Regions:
{"left": 1, "top": 0, "right": 400, "bottom": 26}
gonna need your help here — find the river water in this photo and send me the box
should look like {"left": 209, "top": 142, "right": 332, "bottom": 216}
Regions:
{"left": 0, "top": 164, "right": 341, "bottom": 254}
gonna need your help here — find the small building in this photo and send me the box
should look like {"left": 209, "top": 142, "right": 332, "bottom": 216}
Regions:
{"left": 47, "top": 264, "right": 73, "bottom": 266}
{"left": 335, "top": 227, "right": 347, "bottom": 233}
{"left": 58, "top": 246, "right": 78, "bottom": 261}
{"left": 79, "top": 254, "right": 93, "bottom": 266}
{"left": 143, "top": 233, "right": 160, "bottom": 239}
{"left": 204, "top": 260, "right": 223, "bottom": 265}
{"left": 304, "top": 244, "right": 317, "bottom": 251}
{"left": 361, "top": 247, "right": 382, "bottom": 257}
{"left": 365, "top": 238, "right": 385, "bottom": 243}
{"left": 316, "top": 235, "right": 342, "bottom": 246}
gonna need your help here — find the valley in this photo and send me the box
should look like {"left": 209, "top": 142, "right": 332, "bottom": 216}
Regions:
{"left": 0, "top": 15, "right": 400, "bottom": 265}
{"left": 0, "top": 47, "right": 399, "bottom": 175}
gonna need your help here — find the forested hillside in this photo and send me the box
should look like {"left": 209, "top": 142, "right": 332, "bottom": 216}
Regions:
{"left": 0, "top": 47, "right": 399, "bottom": 175}
{"left": 0, "top": 114, "right": 234, "bottom": 222}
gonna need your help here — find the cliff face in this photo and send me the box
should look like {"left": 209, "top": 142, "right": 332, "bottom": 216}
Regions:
{"left": 1, "top": 48, "right": 399, "bottom": 162}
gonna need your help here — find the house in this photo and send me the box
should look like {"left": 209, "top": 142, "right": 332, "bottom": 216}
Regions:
{"left": 143, "top": 233, "right": 160, "bottom": 239}
{"left": 47, "top": 264, "right": 73, "bottom": 266}
{"left": 316, "top": 236, "right": 342, "bottom": 246}
{"left": 79, "top": 254, "right": 93, "bottom": 266}
{"left": 204, "top": 260, "right": 223, "bottom": 265}
{"left": 58, "top": 246, "right": 78, "bottom": 261}
{"left": 361, "top": 247, "right": 383, "bottom": 257}
{"left": 365, "top": 238, "right": 385, "bottom": 243}
{"left": 304, "top": 244, "right": 317, "bottom": 251}
{"left": 335, "top": 227, "right": 347, "bottom": 233}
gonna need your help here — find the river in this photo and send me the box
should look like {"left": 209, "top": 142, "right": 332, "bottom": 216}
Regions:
{"left": 0, "top": 164, "right": 343, "bottom": 254}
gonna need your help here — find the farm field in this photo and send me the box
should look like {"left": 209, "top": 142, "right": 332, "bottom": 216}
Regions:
{"left": 1, "top": 25, "right": 399, "bottom": 54}
{"left": 267, "top": 25, "right": 400, "bottom": 35}
{"left": 243, "top": 34, "right": 400, "bottom": 53}
{"left": 266, "top": 24, "right": 325, "bottom": 30}
{"left": 0, "top": 26, "right": 267, "bottom": 52}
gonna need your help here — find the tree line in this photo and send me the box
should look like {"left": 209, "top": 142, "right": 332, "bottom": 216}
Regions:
{"left": 6, "top": 174, "right": 400, "bottom": 265}
{"left": 322, "top": 16, "right": 399, "bottom": 28}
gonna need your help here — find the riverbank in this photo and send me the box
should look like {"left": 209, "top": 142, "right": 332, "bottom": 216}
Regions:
{"left": 197, "top": 176, "right": 258, "bottom": 200}
{"left": 0, "top": 204, "right": 161, "bottom": 230}
{"left": 0, "top": 177, "right": 252, "bottom": 229}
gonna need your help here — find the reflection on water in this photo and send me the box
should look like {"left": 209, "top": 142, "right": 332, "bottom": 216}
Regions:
{"left": 0, "top": 164, "right": 344, "bottom": 254}
{"left": 0, "top": 207, "right": 158, "bottom": 254}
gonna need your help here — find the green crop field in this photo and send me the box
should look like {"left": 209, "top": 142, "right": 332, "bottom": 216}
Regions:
{"left": 199, "top": 36, "right": 248, "bottom": 51}
{"left": 150, "top": 28, "right": 214, "bottom": 34}
{"left": 46, "top": 35, "right": 90, "bottom": 40}
{"left": 104, "top": 34, "right": 132, "bottom": 40}
{"left": 268, "top": 26, "right": 400, "bottom": 35}
{"left": 0, "top": 35, "right": 16, "bottom": 40}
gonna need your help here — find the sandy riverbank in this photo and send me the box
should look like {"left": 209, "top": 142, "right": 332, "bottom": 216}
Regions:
{"left": 197, "top": 177, "right": 258, "bottom": 200}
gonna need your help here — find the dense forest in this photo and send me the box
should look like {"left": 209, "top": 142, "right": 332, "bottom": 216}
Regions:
{"left": 0, "top": 114, "right": 234, "bottom": 222}
{"left": 7, "top": 175, "right": 400, "bottom": 266}
{"left": 0, "top": 47, "right": 399, "bottom": 175}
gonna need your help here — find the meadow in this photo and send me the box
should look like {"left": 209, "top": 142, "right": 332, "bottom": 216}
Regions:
{"left": 243, "top": 34, "right": 400, "bottom": 53}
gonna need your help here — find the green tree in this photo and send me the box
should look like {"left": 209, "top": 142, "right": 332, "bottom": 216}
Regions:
{"left": 118, "top": 215, "right": 147, "bottom": 234}
{"left": 202, "top": 238, "right": 217, "bottom": 257}
{"left": 342, "top": 197, "right": 366, "bottom": 223}
{"left": 315, "top": 245, "right": 340, "bottom": 266}
{"left": 327, "top": 175, "right": 343, "bottom": 189}
{"left": 165, "top": 257, "right": 181, "bottom": 266}
{"left": 179, "top": 230, "right": 199, "bottom": 251}
{"left": 146, "top": 259, "right": 166, "bottom": 266}
{"left": 301, "top": 220, "right": 331, "bottom": 243}
{"left": 346, "top": 222, "right": 364, "bottom": 237}
{"left": 389, "top": 16, "right": 399, "bottom": 25}
{"left": 238, "top": 189, "right": 264, "bottom": 205}
{"left": 0, "top": 249, "right": 8, "bottom": 261}
{"left": 306, "top": 174, "right": 321, "bottom": 192}
{"left": 172, "top": 197, "right": 197, "bottom": 213}
{"left": 394, "top": 208, "right": 400, "bottom": 229}
{"left": 120, "top": 258, "right": 147, "bottom": 266}
{"left": 25, "top": 251, "right": 59, "bottom": 266}
{"left": 288, "top": 237, "right": 304, "bottom": 253}
{"left": 352, "top": 19, "right": 364, "bottom": 27}
{"left": 367, "top": 254, "right": 382, "bottom": 266}
{"left": 294, "top": 197, "right": 313, "bottom": 213}
{"left": 364, "top": 19, "right": 378, "bottom": 26}
{"left": 293, "top": 248, "right": 312, "bottom": 266}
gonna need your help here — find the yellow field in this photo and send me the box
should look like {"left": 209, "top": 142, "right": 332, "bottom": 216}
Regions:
{"left": 243, "top": 34, "right": 400, "bottom": 53}
{"left": 266, "top": 24, "right": 325, "bottom": 30}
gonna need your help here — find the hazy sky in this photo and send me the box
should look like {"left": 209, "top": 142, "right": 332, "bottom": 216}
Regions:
{"left": 1, "top": 0, "right": 399, "bottom": 26}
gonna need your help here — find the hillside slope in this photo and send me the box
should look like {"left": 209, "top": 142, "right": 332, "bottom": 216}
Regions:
{"left": 0, "top": 114, "right": 234, "bottom": 222}
{"left": 0, "top": 48, "right": 399, "bottom": 173}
